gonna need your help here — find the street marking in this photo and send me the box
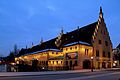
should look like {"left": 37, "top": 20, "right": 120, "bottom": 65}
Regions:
{"left": 57, "top": 72, "right": 120, "bottom": 80}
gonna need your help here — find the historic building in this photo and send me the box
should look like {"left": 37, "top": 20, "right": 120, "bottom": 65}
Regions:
{"left": 15, "top": 7, "right": 113, "bottom": 70}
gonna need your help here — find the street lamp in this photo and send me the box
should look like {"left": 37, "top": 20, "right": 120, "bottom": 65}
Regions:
{"left": 91, "top": 56, "right": 93, "bottom": 72}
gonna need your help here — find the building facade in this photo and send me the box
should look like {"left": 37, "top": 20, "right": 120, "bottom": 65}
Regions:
{"left": 112, "top": 44, "right": 120, "bottom": 67}
{"left": 15, "top": 7, "right": 113, "bottom": 71}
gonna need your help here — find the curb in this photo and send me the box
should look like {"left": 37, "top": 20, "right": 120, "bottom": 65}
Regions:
{"left": 0, "top": 68, "right": 119, "bottom": 77}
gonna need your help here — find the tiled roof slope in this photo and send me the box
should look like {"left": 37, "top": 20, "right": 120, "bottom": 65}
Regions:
{"left": 116, "top": 44, "right": 120, "bottom": 49}
{"left": 18, "top": 38, "right": 58, "bottom": 56}
{"left": 18, "top": 21, "right": 97, "bottom": 56}
{"left": 62, "top": 21, "right": 97, "bottom": 46}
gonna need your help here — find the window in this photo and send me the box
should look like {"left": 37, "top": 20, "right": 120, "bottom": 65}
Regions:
{"left": 66, "top": 48, "right": 68, "bottom": 51}
{"left": 105, "top": 41, "right": 108, "bottom": 46}
{"left": 56, "top": 61, "right": 58, "bottom": 64}
{"left": 70, "top": 47, "right": 72, "bottom": 50}
{"left": 75, "top": 46, "right": 77, "bottom": 49}
{"left": 108, "top": 52, "right": 111, "bottom": 58}
{"left": 99, "top": 40, "right": 102, "bottom": 44}
{"left": 52, "top": 52, "right": 54, "bottom": 54}
{"left": 85, "top": 49, "right": 89, "bottom": 55}
{"left": 102, "top": 51, "right": 106, "bottom": 57}
{"left": 61, "top": 61, "right": 62, "bottom": 64}
{"left": 56, "top": 52, "right": 58, "bottom": 54}
{"left": 53, "top": 61, "right": 54, "bottom": 64}
{"left": 96, "top": 50, "right": 99, "bottom": 57}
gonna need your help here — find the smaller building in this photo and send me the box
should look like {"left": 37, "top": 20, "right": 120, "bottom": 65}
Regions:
{"left": 63, "top": 42, "right": 93, "bottom": 70}
{"left": 112, "top": 44, "right": 120, "bottom": 67}
{"left": 15, "top": 49, "right": 64, "bottom": 71}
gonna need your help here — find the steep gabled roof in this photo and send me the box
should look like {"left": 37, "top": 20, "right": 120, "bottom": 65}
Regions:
{"left": 18, "top": 21, "right": 97, "bottom": 56}
{"left": 62, "top": 21, "right": 97, "bottom": 46}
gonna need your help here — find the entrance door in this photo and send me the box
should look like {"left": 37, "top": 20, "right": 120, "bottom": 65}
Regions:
{"left": 83, "top": 60, "right": 91, "bottom": 69}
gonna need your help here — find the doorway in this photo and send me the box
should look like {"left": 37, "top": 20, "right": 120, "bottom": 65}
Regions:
{"left": 83, "top": 60, "right": 91, "bottom": 69}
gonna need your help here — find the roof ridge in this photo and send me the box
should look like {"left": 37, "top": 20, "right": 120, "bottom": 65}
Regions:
{"left": 65, "top": 21, "right": 98, "bottom": 34}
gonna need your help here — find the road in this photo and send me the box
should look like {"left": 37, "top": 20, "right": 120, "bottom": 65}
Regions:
{"left": 0, "top": 70, "right": 120, "bottom": 80}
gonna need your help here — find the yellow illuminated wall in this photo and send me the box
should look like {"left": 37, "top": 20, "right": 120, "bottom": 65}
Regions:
{"left": 63, "top": 44, "right": 93, "bottom": 69}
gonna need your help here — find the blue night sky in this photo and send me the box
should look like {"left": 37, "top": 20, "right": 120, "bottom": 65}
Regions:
{"left": 0, "top": 0, "right": 120, "bottom": 56}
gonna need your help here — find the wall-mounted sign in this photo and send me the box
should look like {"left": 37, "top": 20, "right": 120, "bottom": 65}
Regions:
{"left": 66, "top": 52, "right": 78, "bottom": 60}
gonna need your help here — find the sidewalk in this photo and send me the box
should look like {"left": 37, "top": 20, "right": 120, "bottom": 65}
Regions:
{"left": 0, "top": 68, "right": 118, "bottom": 77}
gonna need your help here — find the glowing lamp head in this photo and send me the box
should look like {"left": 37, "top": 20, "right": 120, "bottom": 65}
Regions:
{"left": 114, "top": 61, "right": 117, "bottom": 63}
{"left": 91, "top": 56, "right": 93, "bottom": 59}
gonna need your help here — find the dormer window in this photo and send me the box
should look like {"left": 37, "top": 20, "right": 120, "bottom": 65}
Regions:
{"left": 52, "top": 52, "right": 54, "bottom": 54}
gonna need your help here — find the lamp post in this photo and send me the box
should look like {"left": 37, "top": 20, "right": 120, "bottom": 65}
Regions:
{"left": 91, "top": 56, "right": 93, "bottom": 72}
